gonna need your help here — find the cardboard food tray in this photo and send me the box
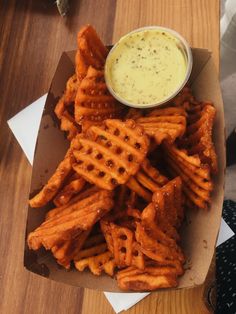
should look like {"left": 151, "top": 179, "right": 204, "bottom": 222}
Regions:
{"left": 24, "top": 48, "right": 225, "bottom": 292}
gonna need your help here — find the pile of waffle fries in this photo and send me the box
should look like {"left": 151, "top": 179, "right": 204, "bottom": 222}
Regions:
{"left": 27, "top": 25, "right": 217, "bottom": 291}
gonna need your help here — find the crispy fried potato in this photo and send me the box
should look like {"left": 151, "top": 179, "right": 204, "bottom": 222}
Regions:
{"left": 169, "top": 86, "right": 195, "bottom": 107}
{"left": 131, "top": 242, "right": 145, "bottom": 270}
{"left": 126, "top": 208, "right": 142, "bottom": 220}
{"left": 117, "top": 266, "right": 177, "bottom": 291}
{"left": 75, "top": 66, "right": 123, "bottom": 129}
{"left": 53, "top": 175, "right": 86, "bottom": 207}
{"left": 135, "top": 223, "right": 184, "bottom": 263}
{"left": 64, "top": 74, "right": 79, "bottom": 104}
{"left": 27, "top": 190, "right": 113, "bottom": 250}
{"left": 127, "top": 159, "right": 168, "bottom": 202}
{"left": 125, "top": 108, "right": 144, "bottom": 120}
{"left": 83, "top": 233, "right": 105, "bottom": 249}
{"left": 100, "top": 219, "right": 114, "bottom": 253}
{"left": 75, "top": 50, "right": 88, "bottom": 80}
{"left": 163, "top": 142, "right": 212, "bottom": 210}
{"left": 60, "top": 114, "right": 80, "bottom": 141}
{"left": 110, "top": 223, "right": 134, "bottom": 268}
{"left": 54, "top": 74, "right": 81, "bottom": 140}
{"left": 78, "top": 25, "right": 108, "bottom": 67}
{"left": 74, "top": 242, "right": 107, "bottom": 261}
{"left": 51, "top": 229, "right": 91, "bottom": 269}
{"left": 152, "top": 177, "right": 184, "bottom": 228}
{"left": 46, "top": 185, "right": 99, "bottom": 220}
{"left": 126, "top": 176, "right": 152, "bottom": 202}
{"left": 141, "top": 204, "right": 179, "bottom": 247}
{"left": 29, "top": 149, "right": 74, "bottom": 208}
{"left": 137, "top": 107, "right": 186, "bottom": 145}
{"left": 72, "top": 119, "right": 149, "bottom": 190}
{"left": 74, "top": 251, "right": 114, "bottom": 276}
{"left": 179, "top": 103, "right": 217, "bottom": 173}
{"left": 75, "top": 25, "right": 108, "bottom": 81}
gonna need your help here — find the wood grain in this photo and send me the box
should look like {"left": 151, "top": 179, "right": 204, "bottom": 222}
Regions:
{"left": 0, "top": 0, "right": 219, "bottom": 313}
{"left": 113, "top": 0, "right": 220, "bottom": 70}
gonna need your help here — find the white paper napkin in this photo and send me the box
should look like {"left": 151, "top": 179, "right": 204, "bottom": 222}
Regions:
{"left": 7, "top": 95, "right": 234, "bottom": 314}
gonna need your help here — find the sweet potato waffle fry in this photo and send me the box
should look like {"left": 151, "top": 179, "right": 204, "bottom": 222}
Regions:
{"left": 127, "top": 159, "right": 168, "bottom": 202}
{"left": 163, "top": 142, "right": 213, "bottom": 210}
{"left": 51, "top": 229, "right": 91, "bottom": 269}
{"left": 75, "top": 66, "right": 123, "bottom": 130}
{"left": 136, "top": 107, "right": 187, "bottom": 145}
{"left": 29, "top": 148, "right": 74, "bottom": 208}
{"left": 75, "top": 251, "right": 115, "bottom": 276}
{"left": 27, "top": 25, "right": 218, "bottom": 292}
{"left": 76, "top": 25, "right": 108, "bottom": 79}
{"left": 55, "top": 25, "right": 112, "bottom": 141}
{"left": 117, "top": 266, "right": 178, "bottom": 291}
{"left": 27, "top": 190, "right": 113, "bottom": 250}
{"left": 53, "top": 173, "right": 86, "bottom": 207}
{"left": 178, "top": 102, "right": 217, "bottom": 173}
{"left": 72, "top": 119, "right": 150, "bottom": 189}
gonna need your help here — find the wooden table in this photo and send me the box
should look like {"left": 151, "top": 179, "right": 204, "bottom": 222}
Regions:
{"left": 0, "top": 1, "right": 219, "bottom": 313}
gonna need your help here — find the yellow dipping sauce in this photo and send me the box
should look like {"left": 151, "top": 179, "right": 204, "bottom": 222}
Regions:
{"left": 105, "top": 29, "right": 188, "bottom": 107}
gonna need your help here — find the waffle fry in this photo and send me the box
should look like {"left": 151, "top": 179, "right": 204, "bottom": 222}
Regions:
{"left": 126, "top": 176, "right": 152, "bottom": 202}
{"left": 75, "top": 25, "right": 108, "bottom": 81}
{"left": 135, "top": 223, "right": 184, "bottom": 263}
{"left": 83, "top": 233, "right": 105, "bottom": 249}
{"left": 75, "top": 66, "right": 123, "bottom": 129}
{"left": 53, "top": 175, "right": 86, "bottom": 207}
{"left": 125, "top": 108, "right": 144, "bottom": 120}
{"left": 131, "top": 242, "right": 145, "bottom": 270}
{"left": 100, "top": 220, "right": 114, "bottom": 253}
{"left": 29, "top": 149, "right": 74, "bottom": 208}
{"left": 117, "top": 266, "right": 177, "bottom": 291}
{"left": 178, "top": 103, "right": 217, "bottom": 173}
{"left": 137, "top": 107, "right": 187, "bottom": 144}
{"left": 163, "top": 142, "right": 212, "bottom": 209}
{"left": 110, "top": 223, "right": 134, "bottom": 268}
{"left": 64, "top": 74, "right": 79, "bottom": 104}
{"left": 27, "top": 190, "right": 113, "bottom": 250}
{"left": 141, "top": 203, "right": 179, "bottom": 247}
{"left": 153, "top": 176, "right": 184, "bottom": 228}
{"left": 170, "top": 86, "right": 195, "bottom": 107}
{"left": 54, "top": 73, "right": 81, "bottom": 141}
{"left": 75, "top": 243, "right": 107, "bottom": 260}
{"left": 127, "top": 159, "right": 168, "bottom": 202}
{"left": 72, "top": 119, "right": 149, "bottom": 190}
{"left": 46, "top": 185, "right": 99, "bottom": 220}
{"left": 75, "top": 251, "right": 115, "bottom": 276}
{"left": 51, "top": 229, "right": 91, "bottom": 269}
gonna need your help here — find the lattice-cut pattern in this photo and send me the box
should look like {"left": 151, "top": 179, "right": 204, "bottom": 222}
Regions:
{"left": 29, "top": 148, "right": 74, "bottom": 208}
{"left": 136, "top": 107, "right": 186, "bottom": 145}
{"left": 163, "top": 142, "right": 213, "bottom": 210}
{"left": 110, "top": 223, "right": 134, "bottom": 268}
{"left": 127, "top": 159, "right": 168, "bottom": 202}
{"left": 75, "top": 24, "right": 108, "bottom": 80}
{"left": 27, "top": 190, "right": 113, "bottom": 251}
{"left": 74, "top": 251, "right": 115, "bottom": 276}
{"left": 116, "top": 266, "right": 178, "bottom": 291}
{"left": 72, "top": 119, "right": 150, "bottom": 190}
{"left": 75, "top": 66, "right": 123, "bottom": 129}
{"left": 152, "top": 176, "right": 184, "bottom": 228}
{"left": 135, "top": 223, "right": 184, "bottom": 265}
{"left": 178, "top": 102, "right": 217, "bottom": 173}
{"left": 51, "top": 229, "right": 91, "bottom": 269}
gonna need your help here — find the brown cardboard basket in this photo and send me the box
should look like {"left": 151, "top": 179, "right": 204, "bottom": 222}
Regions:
{"left": 24, "top": 48, "right": 225, "bottom": 292}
